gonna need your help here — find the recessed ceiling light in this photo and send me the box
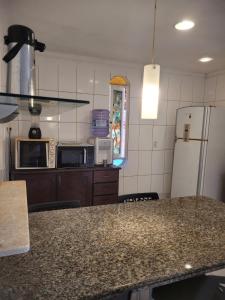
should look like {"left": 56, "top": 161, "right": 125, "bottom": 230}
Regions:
{"left": 198, "top": 57, "right": 214, "bottom": 63}
{"left": 175, "top": 20, "right": 195, "bottom": 31}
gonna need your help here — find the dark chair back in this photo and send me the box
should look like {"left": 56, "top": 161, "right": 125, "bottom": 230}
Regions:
{"left": 119, "top": 193, "right": 159, "bottom": 203}
{"left": 29, "top": 201, "right": 80, "bottom": 213}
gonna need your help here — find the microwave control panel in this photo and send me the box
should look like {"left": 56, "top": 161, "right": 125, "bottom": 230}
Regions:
{"left": 48, "top": 139, "right": 56, "bottom": 168}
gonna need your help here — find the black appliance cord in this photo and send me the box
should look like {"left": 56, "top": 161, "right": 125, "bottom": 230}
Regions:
{"left": 7, "top": 127, "right": 12, "bottom": 180}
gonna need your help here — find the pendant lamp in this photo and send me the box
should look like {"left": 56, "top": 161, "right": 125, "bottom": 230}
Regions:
{"left": 141, "top": 0, "right": 160, "bottom": 119}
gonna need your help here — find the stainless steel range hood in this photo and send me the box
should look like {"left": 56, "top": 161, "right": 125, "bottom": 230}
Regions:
{"left": 1, "top": 25, "right": 89, "bottom": 123}
{"left": 1, "top": 25, "right": 45, "bottom": 122}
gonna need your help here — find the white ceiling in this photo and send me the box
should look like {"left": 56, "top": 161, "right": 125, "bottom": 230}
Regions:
{"left": 6, "top": 0, "right": 225, "bottom": 73}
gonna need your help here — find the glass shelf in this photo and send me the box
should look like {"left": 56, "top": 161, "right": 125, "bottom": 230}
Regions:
{"left": 0, "top": 92, "right": 90, "bottom": 107}
{"left": 0, "top": 92, "right": 90, "bottom": 121}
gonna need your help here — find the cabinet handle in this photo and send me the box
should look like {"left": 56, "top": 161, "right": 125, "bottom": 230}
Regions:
{"left": 58, "top": 175, "right": 61, "bottom": 185}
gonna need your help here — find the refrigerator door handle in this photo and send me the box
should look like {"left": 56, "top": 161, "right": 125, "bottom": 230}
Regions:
{"left": 176, "top": 138, "right": 208, "bottom": 142}
{"left": 197, "top": 141, "right": 207, "bottom": 196}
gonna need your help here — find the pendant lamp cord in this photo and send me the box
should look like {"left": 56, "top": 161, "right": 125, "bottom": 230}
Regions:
{"left": 151, "top": 0, "right": 158, "bottom": 66}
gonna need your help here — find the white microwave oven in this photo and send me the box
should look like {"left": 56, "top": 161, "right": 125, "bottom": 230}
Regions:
{"left": 15, "top": 137, "right": 56, "bottom": 169}
{"left": 88, "top": 137, "right": 113, "bottom": 165}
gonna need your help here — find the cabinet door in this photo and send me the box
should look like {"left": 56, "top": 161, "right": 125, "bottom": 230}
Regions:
{"left": 13, "top": 173, "right": 57, "bottom": 205}
{"left": 57, "top": 171, "right": 92, "bottom": 207}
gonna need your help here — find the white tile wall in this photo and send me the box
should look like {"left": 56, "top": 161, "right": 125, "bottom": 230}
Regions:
{"left": 151, "top": 174, "right": 164, "bottom": 194}
{"left": 159, "top": 72, "right": 169, "bottom": 101}
{"left": 121, "top": 70, "right": 204, "bottom": 197}
{"left": 59, "top": 122, "right": 76, "bottom": 142}
{"left": 40, "top": 122, "right": 59, "bottom": 140}
{"left": 165, "top": 126, "right": 176, "bottom": 149}
{"left": 126, "top": 68, "right": 142, "bottom": 97}
{"left": 0, "top": 43, "right": 205, "bottom": 197}
{"left": 167, "top": 101, "right": 179, "bottom": 125}
{"left": 93, "top": 94, "right": 110, "bottom": 110}
{"left": 152, "top": 151, "right": 165, "bottom": 175}
{"left": 129, "top": 98, "right": 140, "bottom": 125}
{"left": 76, "top": 93, "right": 93, "bottom": 123}
{"left": 138, "top": 151, "right": 152, "bottom": 175}
{"left": 204, "top": 76, "right": 217, "bottom": 103}
{"left": 59, "top": 101, "right": 77, "bottom": 123}
{"left": 94, "top": 66, "right": 110, "bottom": 95}
{"left": 77, "top": 63, "right": 94, "bottom": 94}
{"left": 119, "top": 177, "right": 124, "bottom": 195}
{"left": 77, "top": 122, "right": 90, "bottom": 143}
{"left": 168, "top": 74, "right": 181, "bottom": 101}
{"left": 124, "top": 176, "right": 138, "bottom": 194}
{"left": 124, "top": 151, "right": 139, "bottom": 177}
{"left": 138, "top": 175, "right": 151, "bottom": 193}
{"left": 193, "top": 77, "right": 205, "bottom": 102}
{"left": 153, "top": 126, "right": 167, "bottom": 150}
{"left": 204, "top": 70, "right": 225, "bottom": 108}
{"left": 163, "top": 173, "right": 172, "bottom": 194}
{"left": 139, "top": 125, "right": 153, "bottom": 150}
{"left": 181, "top": 76, "right": 193, "bottom": 101}
{"left": 58, "top": 60, "right": 76, "bottom": 92}
{"left": 153, "top": 100, "right": 167, "bottom": 125}
{"left": 164, "top": 150, "right": 174, "bottom": 173}
{"left": 216, "top": 73, "right": 225, "bottom": 101}
{"left": 38, "top": 58, "right": 58, "bottom": 91}
{"left": 128, "top": 125, "right": 139, "bottom": 150}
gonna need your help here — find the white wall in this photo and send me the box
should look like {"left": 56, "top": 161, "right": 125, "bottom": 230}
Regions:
{"left": 0, "top": 48, "right": 205, "bottom": 197}
{"left": 204, "top": 70, "right": 225, "bottom": 106}
{"left": 0, "top": 0, "right": 10, "bottom": 180}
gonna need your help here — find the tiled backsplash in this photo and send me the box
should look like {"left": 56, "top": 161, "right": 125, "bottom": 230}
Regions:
{"left": 204, "top": 70, "right": 225, "bottom": 106}
{"left": 0, "top": 50, "right": 205, "bottom": 197}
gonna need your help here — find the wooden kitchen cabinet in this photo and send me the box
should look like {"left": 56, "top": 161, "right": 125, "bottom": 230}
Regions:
{"left": 57, "top": 171, "right": 92, "bottom": 207}
{"left": 11, "top": 167, "right": 119, "bottom": 209}
{"left": 12, "top": 172, "right": 57, "bottom": 205}
{"left": 93, "top": 169, "right": 119, "bottom": 205}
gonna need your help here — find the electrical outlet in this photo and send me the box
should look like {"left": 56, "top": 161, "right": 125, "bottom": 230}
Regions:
{"left": 153, "top": 141, "right": 157, "bottom": 148}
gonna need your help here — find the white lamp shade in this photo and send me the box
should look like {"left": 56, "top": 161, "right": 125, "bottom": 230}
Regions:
{"left": 141, "top": 64, "right": 160, "bottom": 119}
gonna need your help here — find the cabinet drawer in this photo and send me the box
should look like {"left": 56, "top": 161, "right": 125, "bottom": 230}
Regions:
{"left": 94, "top": 170, "right": 119, "bottom": 183}
{"left": 94, "top": 182, "right": 118, "bottom": 196}
{"left": 93, "top": 195, "right": 118, "bottom": 206}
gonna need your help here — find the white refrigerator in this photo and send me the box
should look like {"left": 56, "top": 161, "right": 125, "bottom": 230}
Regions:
{"left": 171, "top": 106, "right": 225, "bottom": 201}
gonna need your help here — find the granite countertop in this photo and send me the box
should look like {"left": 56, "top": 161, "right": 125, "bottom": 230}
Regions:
{"left": 0, "top": 181, "right": 29, "bottom": 257}
{"left": 1, "top": 196, "right": 225, "bottom": 299}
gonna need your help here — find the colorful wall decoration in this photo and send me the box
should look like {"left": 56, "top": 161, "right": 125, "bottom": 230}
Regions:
{"left": 109, "top": 76, "right": 129, "bottom": 167}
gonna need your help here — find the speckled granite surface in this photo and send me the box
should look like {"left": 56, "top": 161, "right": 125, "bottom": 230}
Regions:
{"left": 0, "top": 181, "right": 29, "bottom": 257}
{"left": 1, "top": 196, "right": 225, "bottom": 299}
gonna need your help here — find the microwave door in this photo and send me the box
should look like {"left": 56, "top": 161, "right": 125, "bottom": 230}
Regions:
{"left": 58, "top": 147, "right": 84, "bottom": 168}
{"left": 19, "top": 141, "right": 47, "bottom": 168}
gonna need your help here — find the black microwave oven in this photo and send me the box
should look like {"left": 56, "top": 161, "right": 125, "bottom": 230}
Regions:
{"left": 57, "top": 144, "right": 94, "bottom": 168}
